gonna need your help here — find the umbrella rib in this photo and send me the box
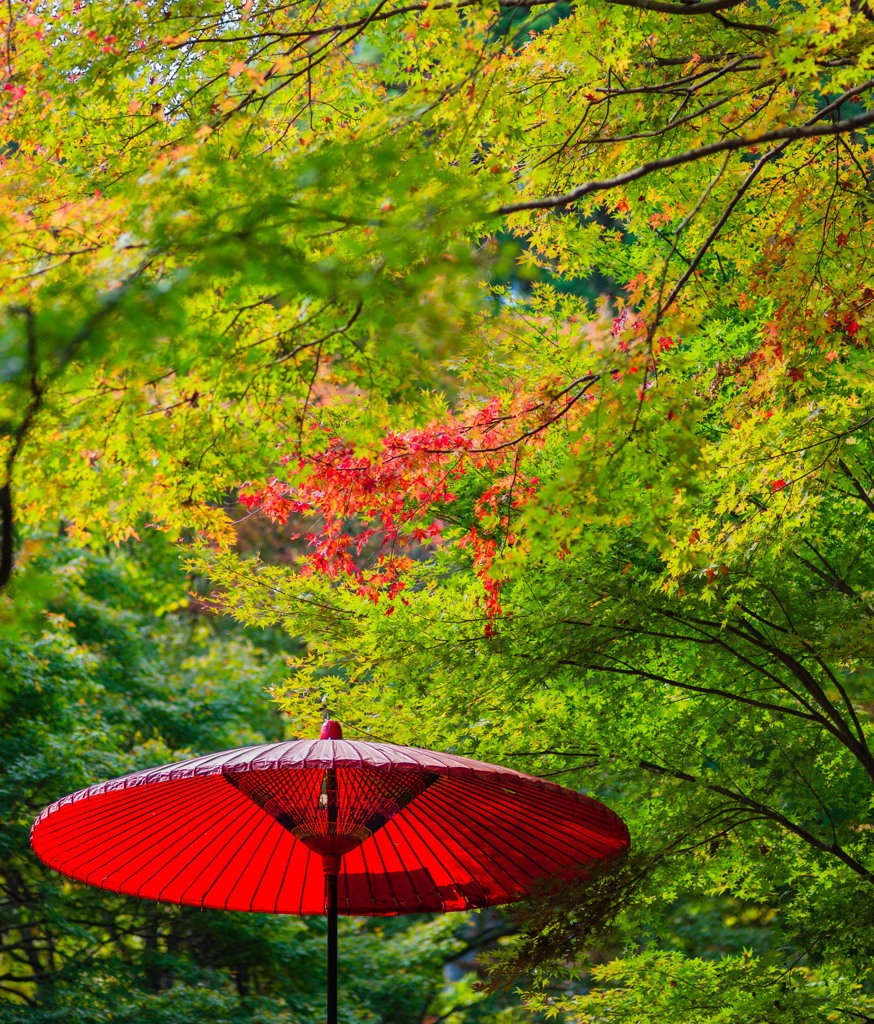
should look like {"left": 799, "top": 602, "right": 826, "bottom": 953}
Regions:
{"left": 504, "top": 790, "right": 624, "bottom": 857}
{"left": 435, "top": 777, "right": 616, "bottom": 863}
{"left": 420, "top": 782, "right": 545, "bottom": 880}
{"left": 399, "top": 797, "right": 493, "bottom": 909}
{"left": 263, "top": 830, "right": 295, "bottom": 915}
{"left": 376, "top": 822, "right": 424, "bottom": 913}
{"left": 189, "top": 801, "right": 275, "bottom": 909}
{"left": 353, "top": 838, "right": 378, "bottom": 911}
{"left": 362, "top": 832, "right": 401, "bottom": 913}
{"left": 479, "top": 788, "right": 615, "bottom": 864}
{"left": 410, "top": 809, "right": 520, "bottom": 902}
{"left": 74, "top": 786, "right": 250, "bottom": 888}
{"left": 125, "top": 792, "right": 265, "bottom": 900}
{"left": 416, "top": 777, "right": 620, "bottom": 897}
{"left": 493, "top": 781, "right": 625, "bottom": 835}
{"left": 89, "top": 784, "right": 261, "bottom": 904}
{"left": 35, "top": 794, "right": 174, "bottom": 850}
{"left": 377, "top": 810, "right": 451, "bottom": 909}
{"left": 457, "top": 774, "right": 611, "bottom": 825}
{"left": 38, "top": 778, "right": 231, "bottom": 854}
{"left": 248, "top": 820, "right": 287, "bottom": 913}
{"left": 298, "top": 846, "right": 312, "bottom": 916}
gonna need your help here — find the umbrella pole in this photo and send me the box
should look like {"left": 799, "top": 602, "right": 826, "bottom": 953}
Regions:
{"left": 323, "top": 844, "right": 341, "bottom": 1024}
{"left": 324, "top": 765, "right": 340, "bottom": 1024}
{"left": 327, "top": 869, "right": 338, "bottom": 1024}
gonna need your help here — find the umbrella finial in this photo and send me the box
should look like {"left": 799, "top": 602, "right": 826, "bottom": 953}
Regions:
{"left": 320, "top": 719, "right": 343, "bottom": 740}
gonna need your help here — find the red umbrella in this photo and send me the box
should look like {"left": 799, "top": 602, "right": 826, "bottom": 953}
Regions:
{"left": 32, "top": 721, "right": 628, "bottom": 1022}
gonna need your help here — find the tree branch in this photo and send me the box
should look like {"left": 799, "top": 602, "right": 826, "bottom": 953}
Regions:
{"left": 639, "top": 759, "right": 873, "bottom": 879}
{"left": 602, "top": 0, "right": 775, "bottom": 20}
{"left": 495, "top": 90, "right": 874, "bottom": 216}
{"left": 1, "top": 309, "right": 43, "bottom": 591}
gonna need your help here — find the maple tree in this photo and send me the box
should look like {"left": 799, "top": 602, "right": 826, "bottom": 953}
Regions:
{"left": 6, "top": 0, "right": 874, "bottom": 1019}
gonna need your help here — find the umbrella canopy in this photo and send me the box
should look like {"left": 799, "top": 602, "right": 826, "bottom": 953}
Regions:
{"left": 31, "top": 722, "right": 628, "bottom": 915}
